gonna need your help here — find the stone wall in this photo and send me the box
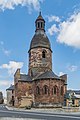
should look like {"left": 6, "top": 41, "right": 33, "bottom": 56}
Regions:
{"left": 33, "top": 79, "right": 66, "bottom": 107}
{"left": 19, "top": 93, "right": 33, "bottom": 108}
{"left": 14, "top": 81, "right": 32, "bottom": 107}
{"left": 14, "top": 69, "right": 33, "bottom": 107}
{"left": 6, "top": 90, "right": 14, "bottom": 106}
{"left": 28, "top": 47, "right": 52, "bottom": 77}
{"left": 66, "top": 99, "right": 80, "bottom": 107}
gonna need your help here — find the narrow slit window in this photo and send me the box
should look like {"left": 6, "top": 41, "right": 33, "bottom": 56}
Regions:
{"left": 42, "top": 51, "right": 46, "bottom": 58}
{"left": 36, "top": 86, "right": 40, "bottom": 95}
{"left": 41, "top": 22, "right": 43, "bottom": 28}
{"left": 61, "top": 86, "right": 64, "bottom": 95}
{"left": 38, "top": 22, "right": 40, "bottom": 28}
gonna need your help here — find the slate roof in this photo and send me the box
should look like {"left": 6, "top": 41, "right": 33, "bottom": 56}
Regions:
{"left": 30, "top": 33, "right": 51, "bottom": 51}
{"left": 34, "top": 70, "right": 60, "bottom": 80}
{"left": 67, "top": 90, "right": 80, "bottom": 95}
{"left": 6, "top": 85, "right": 14, "bottom": 91}
{"left": 35, "top": 11, "right": 45, "bottom": 22}
{"left": 18, "top": 74, "right": 32, "bottom": 82}
{"left": 64, "top": 92, "right": 80, "bottom": 99}
{"left": 74, "top": 90, "right": 80, "bottom": 95}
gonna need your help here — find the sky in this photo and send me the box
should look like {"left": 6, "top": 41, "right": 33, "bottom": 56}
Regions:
{"left": 0, "top": 0, "right": 80, "bottom": 97}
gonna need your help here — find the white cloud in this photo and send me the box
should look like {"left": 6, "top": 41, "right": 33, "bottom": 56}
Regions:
{"left": 0, "top": 0, "right": 43, "bottom": 12}
{"left": 59, "top": 72, "right": 65, "bottom": 76}
{"left": 2, "top": 48, "right": 11, "bottom": 56}
{"left": 67, "top": 65, "right": 78, "bottom": 72}
{"left": 0, "top": 80, "right": 10, "bottom": 86}
{"left": 0, "top": 41, "right": 11, "bottom": 56}
{"left": 47, "top": 15, "right": 60, "bottom": 23}
{"left": 47, "top": 12, "right": 80, "bottom": 49}
{"left": 47, "top": 24, "right": 59, "bottom": 36}
{"left": 57, "top": 12, "right": 80, "bottom": 49}
{"left": 0, "top": 61, "right": 23, "bottom": 75}
{"left": 0, "top": 41, "right": 4, "bottom": 45}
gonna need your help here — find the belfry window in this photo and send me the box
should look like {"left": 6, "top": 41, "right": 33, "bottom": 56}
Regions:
{"left": 36, "top": 86, "right": 40, "bottom": 95}
{"left": 42, "top": 51, "right": 46, "bottom": 58}
{"left": 41, "top": 22, "right": 43, "bottom": 28}
{"left": 38, "top": 22, "right": 40, "bottom": 28}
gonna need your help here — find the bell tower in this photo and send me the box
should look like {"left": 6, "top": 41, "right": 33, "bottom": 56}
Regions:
{"left": 28, "top": 12, "right": 52, "bottom": 79}
{"left": 35, "top": 11, "right": 45, "bottom": 32}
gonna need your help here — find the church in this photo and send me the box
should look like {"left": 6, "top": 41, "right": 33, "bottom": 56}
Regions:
{"left": 7, "top": 12, "right": 67, "bottom": 108}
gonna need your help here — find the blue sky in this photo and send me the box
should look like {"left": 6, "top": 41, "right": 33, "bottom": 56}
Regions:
{"left": 0, "top": 0, "right": 80, "bottom": 97}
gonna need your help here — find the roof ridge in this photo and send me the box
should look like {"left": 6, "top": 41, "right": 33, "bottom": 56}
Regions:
{"left": 34, "top": 70, "right": 60, "bottom": 80}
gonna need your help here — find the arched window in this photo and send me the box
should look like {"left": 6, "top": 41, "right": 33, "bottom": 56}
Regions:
{"left": 61, "top": 86, "right": 64, "bottom": 95}
{"left": 54, "top": 86, "right": 56, "bottom": 95}
{"left": 54, "top": 86, "right": 57, "bottom": 95}
{"left": 41, "top": 22, "right": 43, "bottom": 28}
{"left": 43, "top": 85, "right": 48, "bottom": 94}
{"left": 42, "top": 51, "right": 46, "bottom": 58}
{"left": 38, "top": 22, "right": 40, "bottom": 28}
{"left": 36, "top": 86, "right": 40, "bottom": 95}
{"left": 52, "top": 86, "right": 59, "bottom": 95}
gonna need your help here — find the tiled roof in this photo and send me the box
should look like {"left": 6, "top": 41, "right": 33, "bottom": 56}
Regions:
{"left": 30, "top": 33, "right": 51, "bottom": 51}
{"left": 34, "top": 70, "right": 60, "bottom": 80}
{"left": 6, "top": 85, "right": 14, "bottom": 91}
{"left": 19, "top": 74, "right": 32, "bottom": 82}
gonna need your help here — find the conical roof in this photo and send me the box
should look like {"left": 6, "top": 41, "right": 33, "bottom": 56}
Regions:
{"left": 35, "top": 11, "right": 45, "bottom": 22}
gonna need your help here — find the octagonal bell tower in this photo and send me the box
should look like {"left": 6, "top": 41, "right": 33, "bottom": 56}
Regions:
{"left": 28, "top": 12, "right": 52, "bottom": 78}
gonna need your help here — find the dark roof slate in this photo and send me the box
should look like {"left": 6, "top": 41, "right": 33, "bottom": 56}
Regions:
{"left": 30, "top": 33, "right": 51, "bottom": 51}
{"left": 67, "top": 90, "right": 80, "bottom": 95}
{"left": 74, "top": 90, "right": 80, "bottom": 95}
{"left": 19, "top": 74, "right": 32, "bottom": 82}
{"left": 34, "top": 70, "right": 60, "bottom": 80}
{"left": 6, "top": 85, "right": 14, "bottom": 91}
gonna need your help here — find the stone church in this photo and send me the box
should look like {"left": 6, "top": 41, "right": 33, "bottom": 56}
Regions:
{"left": 7, "top": 12, "right": 67, "bottom": 108}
